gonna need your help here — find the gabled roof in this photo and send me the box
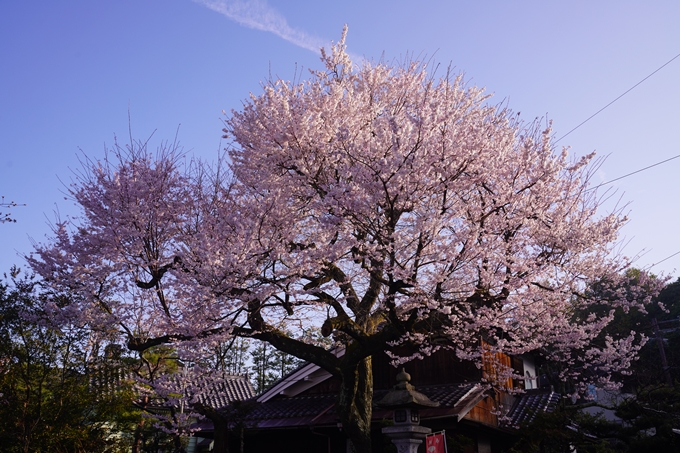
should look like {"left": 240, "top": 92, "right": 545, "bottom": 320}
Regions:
{"left": 236, "top": 382, "right": 488, "bottom": 429}
{"left": 257, "top": 348, "right": 344, "bottom": 403}
{"left": 234, "top": 351, "right": 557, "bottom": 432}
{"left": 243, "top": 350, "right": 493, "bottom": 428}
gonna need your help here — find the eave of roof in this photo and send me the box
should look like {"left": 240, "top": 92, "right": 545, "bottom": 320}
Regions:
{"left": 505, "top": 389, "right": 560, "bottom": 426}
{"left": 244, "top": 382, "right": 487, "bottom": 429}
{"left": 256, "top": 348, "right": 345, "bottom": 403}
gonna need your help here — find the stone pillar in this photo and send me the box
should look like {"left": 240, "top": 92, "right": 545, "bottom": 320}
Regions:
{"left": 382, "top": 424, "right": 431, "bottom": 453}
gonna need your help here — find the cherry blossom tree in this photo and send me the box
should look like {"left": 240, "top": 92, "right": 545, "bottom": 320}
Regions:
{"left": 29, "top": 29, "right": 661, "bottom": 453}
{"left": 1, "top": 196, "right": 24, "bottom": 223}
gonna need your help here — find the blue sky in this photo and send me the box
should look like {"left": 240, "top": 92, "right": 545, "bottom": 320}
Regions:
{"left": 1, "top": 1, "right": 679, "bottom": 278}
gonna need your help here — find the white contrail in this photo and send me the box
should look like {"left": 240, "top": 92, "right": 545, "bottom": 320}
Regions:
{"left": 194, "top": 0, "right": 327, "bottom": 54}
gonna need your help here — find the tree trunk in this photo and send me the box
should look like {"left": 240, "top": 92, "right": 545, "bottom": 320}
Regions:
{"left": 194, "top": 404, "right": 230, "bottom": 453}
{"left": 173, "top": 433, "right": 187, "bottom": 453}
{"left": 132, "top": 415, "right": 145, "bottom": 453}
{"left": 210, "top": 411, "right": 230, "bottom": 453}
{"left": 337, "top": 356, "right": 373, "bottom": 453}
{"left": 168, "top": 406, "right": 188, "bottom": 453}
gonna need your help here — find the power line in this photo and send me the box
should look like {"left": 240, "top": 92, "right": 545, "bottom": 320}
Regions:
{"left": 555, "top": 51, "right": 680, "bottom": 144}
{"left": 552, "top": 50, "right": 680, "bottom": 190}
{"left": 586, "top": 152, "right": 680, "bottom": 191}
{"left": 552, "top": 52, "right": 680, "bottom": 270}
{"left": 647, "top": 250, "right": 680, "bottom": 269}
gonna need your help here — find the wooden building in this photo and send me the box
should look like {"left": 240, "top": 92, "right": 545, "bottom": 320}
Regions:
{"left": 201, "top": 348, "right": 559, "bottom": 453}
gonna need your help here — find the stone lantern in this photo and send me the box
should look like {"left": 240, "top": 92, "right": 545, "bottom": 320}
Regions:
{"left": 377, "top": 368, "right": 439, "bottom": 453}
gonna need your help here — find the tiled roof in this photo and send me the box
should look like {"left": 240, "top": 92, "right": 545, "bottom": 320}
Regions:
{"left": 231, "top": 382, "right": 485, "bottom": 428}
{"left": 231, "top": 383, "right": 560, "bottom": 430}
{"left": 195, "top": 374, "right": 255, "bottom": 409}
{"left": 417, "top": 383, "right": 480, "bottom": 407}
{"left": 506, "top": 390, "right": 560, "bottom": 426}
{"left": 88, "top": 359, "right": 133, "bottom": 400}
{"left": 243, "top": 393, "right": 338, "bottom": 428}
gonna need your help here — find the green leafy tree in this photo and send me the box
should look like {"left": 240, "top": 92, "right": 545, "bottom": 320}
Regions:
{"left": 512, "top": 273, "right": 680, "bottom": 453}
{"left": 214, "top": 337, "right": 251, "bottom": 375}
{"left": 249, "top": 340, "right": 279, "bottom": 394}
{"left": 510, "top": 406, "right": 624, "bottom": 453}
{"left": 249, "top": 335, "right": 305, "bottom": 394}
{"left": 578, "top": 270, "right": 680, "bottom": 389}
{"left": 0, "top": 270, "right": 136, "bottom": 452}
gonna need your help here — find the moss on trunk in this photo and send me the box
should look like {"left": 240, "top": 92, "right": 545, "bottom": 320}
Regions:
{"left": 337, "top": 356, "right": 374, "bottom": 453}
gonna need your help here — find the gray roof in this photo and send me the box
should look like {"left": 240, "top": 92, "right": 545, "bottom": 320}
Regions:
{"left": 506, "top": 390, "right": 560, "bottom": 426}
{"left": 224, "top": 382, "right": 486, "bottom": 428}
{"left": 195, "top": 373, "right": 255, "bottom": 409}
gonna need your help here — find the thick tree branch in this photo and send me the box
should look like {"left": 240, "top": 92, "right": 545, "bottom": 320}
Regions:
{"left": 236, "top": 325, "right": 342, "bottom": 376}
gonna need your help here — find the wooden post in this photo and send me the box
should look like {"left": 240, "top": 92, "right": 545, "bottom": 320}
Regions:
{"left": 652, "top": 318, "right": 673, "bottom": 386}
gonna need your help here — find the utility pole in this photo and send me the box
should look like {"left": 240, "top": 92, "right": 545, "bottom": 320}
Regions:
{"left": 652, "top": 318, "right": 673, "bottom": 386}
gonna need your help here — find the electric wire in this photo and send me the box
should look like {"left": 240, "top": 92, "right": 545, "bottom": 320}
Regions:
{"left": 551, "top": 51, "right": 680, "bottom": 191}
{"left": 555, "top": 51, "right": 680, "bottom": 144}
{"left": 647, "top": 250, "right": 680, "bottom": 270}
{"left": 585, "top": 153, "right": 680, "bottom": 191}
{"left": 553, "top": 52, "right": 680, "bottom": 268}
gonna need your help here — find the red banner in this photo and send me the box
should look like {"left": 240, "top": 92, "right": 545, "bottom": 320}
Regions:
{"left": 426, "top": 431, "right": 446, "bottom": 453}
